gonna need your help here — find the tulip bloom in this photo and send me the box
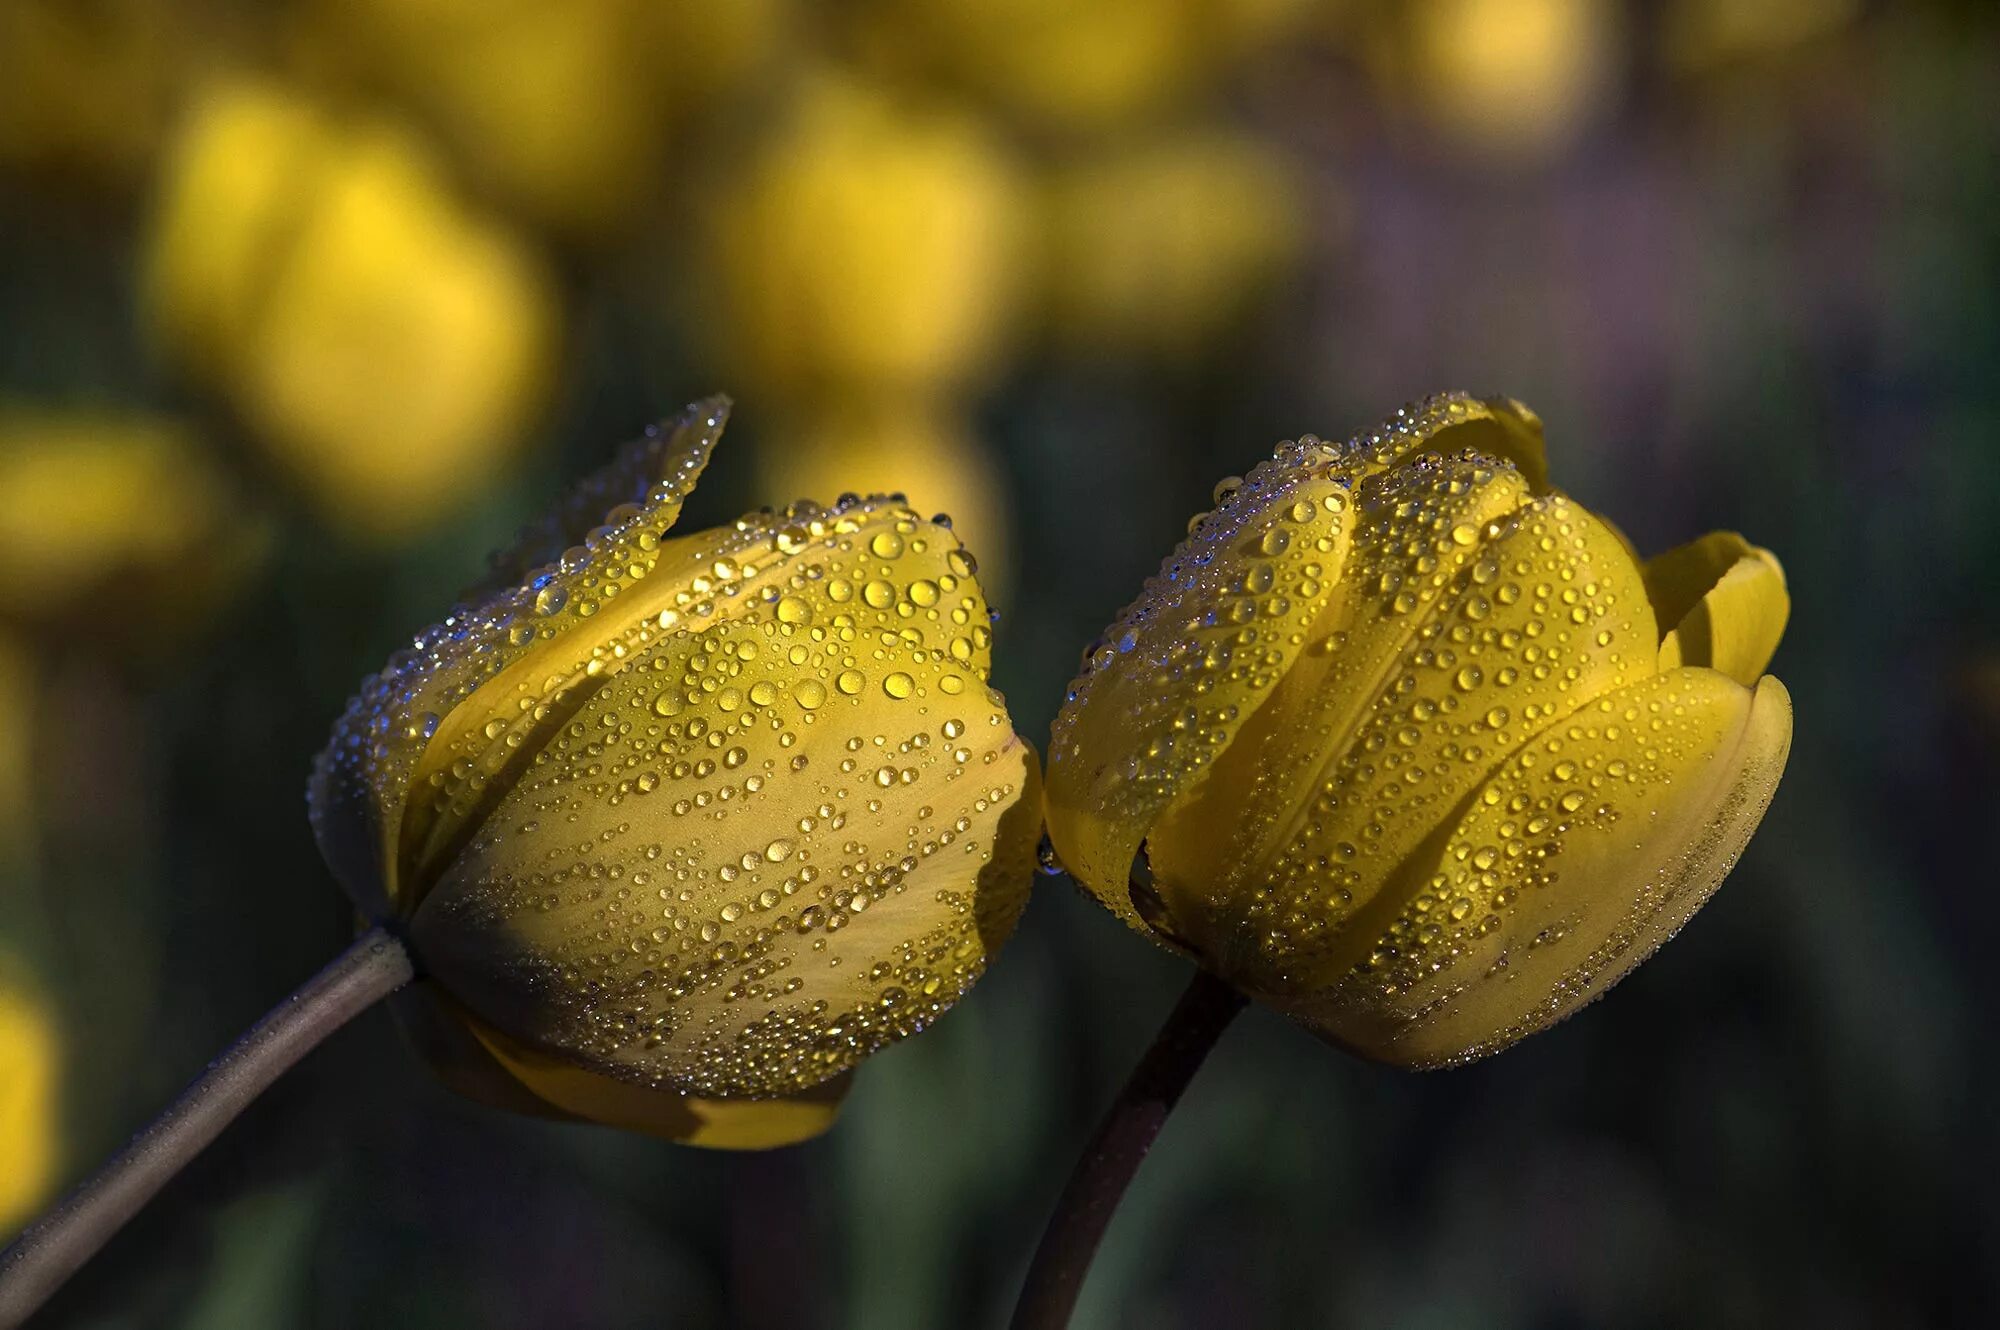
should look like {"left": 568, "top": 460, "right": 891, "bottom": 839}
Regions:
{"left": 0, "top": 974, "right": 57, "bottom": 1236}
{"left": 1044, "top": 393, "right": 1791, "bottom": 1067}
{"left": 144, "top": 78, "right": 557, "bottom": 544}
{"left": 311, "top": 398, "right": 1041, "bottom": 1146}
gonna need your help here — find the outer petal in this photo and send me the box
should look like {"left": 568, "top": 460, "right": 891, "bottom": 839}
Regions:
{"left": 396, "top": 500, "right": 995, "bottom": 907}
{"left": 1151, "top": 484, "right": 1657, "bottom": 996}
{"left": 390, "top": 983, "right": 584, "bottom": 1122}
{"left": 467, "top": 1017, "right": 850, "bottom": 1149}
{"left": 471, "top": 395, "right": 733, "bottom": 599}
{"left": 1043, "top": 441, "right": 1353, "bottom": 934}
{"left": 1645, "top": 532, "right": 1789, "bottom": 685}
{"left": 308, "top": 399, "right": 726, "bottom": 917}
{"left": 408, "top": 534, "right": 1039, "bottom": 1098}
{"left": 1276, "top": 668, "right": 1793, "bottom": 1067}
{"left": 1405, "top": 394, "right": 1550, "bottom": 493}
{"left": 392, "top": 984, "right": 847, "bottom": 1147}
{"left": 1045, "top": 392, "right": 1545, "bottom": 939}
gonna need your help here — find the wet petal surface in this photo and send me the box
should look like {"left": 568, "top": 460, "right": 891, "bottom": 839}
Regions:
{"left": 1046, "top": 392, "right": 1548, "bottom": 941}
{"left": 1152, "top": 482, "right": 1657, "bottom": 995}
{"left": 1277, "top": 668, "right": 1792, "bottom": 1066}
{"left": 1646, "top": 532, "right": 1789, "bottom": 684}
{"left": 408, "top": 560, "right": 1039, "bottom": 1098}
{"left": 310, "top": 400, "right": 727, "bottom": 915}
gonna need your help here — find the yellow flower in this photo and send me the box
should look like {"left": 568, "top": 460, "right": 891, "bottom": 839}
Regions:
{"left": 144, "top": 79, "right": 557, "bottom": 544}
{"left": 310, "top": 400, "right": 1041, "bottom": 1147}
{"left": 1044, "top": 394, "right": 1792, "bottom": 1067}
{"left": 1041, "top": 131, "right": 1305, "bottom": 361}
{"left": 0, "top": 409, "right": 265, "bottom": 639}
{"left": 755, "top": 397, "right": 1014, "bottom": 605}
{"left": 703, "top": 78, "right": 1028, "bottom": 398}
{"left": 1367, "top": 0, "right": 1620, "bottom": 160}
{"left": 0, "top": 974, "right": 58, "bottom": 1235}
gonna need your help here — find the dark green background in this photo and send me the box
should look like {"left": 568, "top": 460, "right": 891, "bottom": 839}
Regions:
{"left": 3, "top": 3, "right": 1995, "bottom": 1326}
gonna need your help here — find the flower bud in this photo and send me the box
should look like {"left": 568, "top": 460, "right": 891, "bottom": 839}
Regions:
{"left": 311, "top": 399, "right": 1041, "bottom": 1146}
{"left": 0, "top": 970, "right": 58, "bottom": 1235}
{"left": 1044, "top": 393, "right": 1791, "bottom": 1067}
{"left": 700, "top": 77, "right": 1028, "bottom": 398}
{"left": 144, "top": 78, "right": 557, "bottom": 544}
{"left": 0, "top": 409, "right": 266, "bottom": 644}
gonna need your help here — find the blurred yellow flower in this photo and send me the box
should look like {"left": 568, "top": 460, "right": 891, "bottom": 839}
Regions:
{"left": 1664, "top": 0, "right": 1860, "bottom": 72}
{"left": 1041, "top": 131, "right": 1306, "bottom": 361}
{"left": 0, "top": 410, "right": 265, "bottom": 638}
{"left": 314, "top": 0, "right": 786, "bottom": 238}
{"left": 145, "top": 78, "right": 558, "bottom": 545}
{"left": 0, "top": 973, "right": 58, "bottom": 1235}
{"left": 1369, "top": 0, "right": 1620, "bottom": 159}
{"left": 1045, "top": 394, "right": 1792, "bottom": 1066}
{"left": 0, "top": 0, "right": 178, "bottom": 183}
{"left": 704, "top": 78, "right": 1029, "bottom": 398}
{"left": 851, "top": 0, "right": 1316, "bottom": 131}
{"left": 311, "top": 400, "right": 1040, "bottom": 1147}
{"left": 757, "top": 398, "right": 1014, "bottom": 603}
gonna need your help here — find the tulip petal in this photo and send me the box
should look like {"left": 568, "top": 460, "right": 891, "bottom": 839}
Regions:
{"left": 1277, "top": 668, "right": 1792, "bottom": 1067}
{"left": 1045, "top": 393, "right": 1551, "bottom": 941}
{"left": 396, "top": 501, "right": 997, "bottom": 906}
{"left": 468, "top": 1017, "right": 851, "bottom": 1149}
{"left": 1152, "top": 486, "right": 1659, "bottom": 995}
{"left": 1388, "top": 394, "right": 1551, "bottom": 493}
{"left": 1043, "top": 444, "right": 1356, "bottom": 934}
{"left": 1646, "top": 532, "right": 1789, "bottom": 685}
{"left": 390, "top": 983, "right": 582, "bottom": 1122}
{"left": 393, "top": 982, "right": 847, "bottom": 1146}
{"left": 407, "top": 542, "right": 1039, "bottom": 1099}
{"left": 309, "top": 398, "right": 729, "bottom": 917}
{"left": 473, "top": 398, "right": 730, "bottom": 598}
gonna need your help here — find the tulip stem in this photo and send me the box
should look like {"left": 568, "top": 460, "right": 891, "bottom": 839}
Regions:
{"left": 0, "top": 925, "right": 414, "bottom": 1328}
{"left": 1010, "top": 967, "right": 1246, "bottom": 1330}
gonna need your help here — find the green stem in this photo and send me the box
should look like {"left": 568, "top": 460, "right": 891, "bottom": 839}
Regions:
{"left": 1010, "top": 967, "right": 1246, "bottom": 1330}
{"left": 0, "top": 926, "right": 414, "bottom": 1328}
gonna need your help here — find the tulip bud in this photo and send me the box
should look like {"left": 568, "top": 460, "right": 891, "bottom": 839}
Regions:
{"left": 144, "top": 78, "right": 558, "bottom": 544}
{"left": 0, "top": 410, "right": 266, "bottom": 644}
{"left": 1044, "top": 393, "right": 1792, "bottom": 1067}
{"left": 311, "top": 399, "right": 1041, "bottom": 1146}
{"left": 0, "top": 971, "right": 58, "bottom": 1235}
{"left": 700, "top": 77, "right": 1029, "bottom": 398}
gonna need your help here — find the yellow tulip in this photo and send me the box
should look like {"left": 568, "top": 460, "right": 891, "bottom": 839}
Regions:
{"left": 0, "top": 975, "right": 58, "bottom": 1235}
{"left": 1043, "top": 393, "right": 1792, "bottom": 1066}
{"left": 1370, "top": 0, "right": 1620, "bottom": 160}
{"left": 0, "top": 410, "right": 265, "bottom": 637}
{"left": 703, "top": 77, "right": 1029, "bottom": 397}
{"left": 144, "top": 79, "right": 557, "bottom": 544}
{"left": 310, "top": 399, "right": 1041, "bottom": 1147}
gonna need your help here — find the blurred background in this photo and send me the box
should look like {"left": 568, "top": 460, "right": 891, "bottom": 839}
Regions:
{"left": 1, "top": 0, "right": 1994, "bottom": 1326}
